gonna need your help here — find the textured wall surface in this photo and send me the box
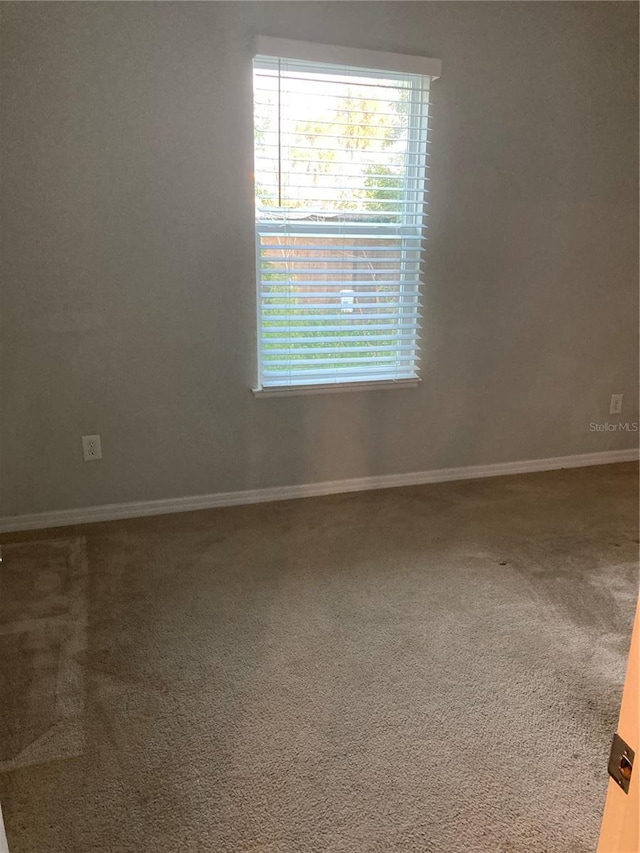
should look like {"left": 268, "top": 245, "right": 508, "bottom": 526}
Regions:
{"left": 1, "top": 2, "right": 638, "bottom": 516}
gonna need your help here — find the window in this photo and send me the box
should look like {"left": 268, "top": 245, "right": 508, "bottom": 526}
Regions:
{"left": 252, "top": 38, "right": 441, "bottom": 393}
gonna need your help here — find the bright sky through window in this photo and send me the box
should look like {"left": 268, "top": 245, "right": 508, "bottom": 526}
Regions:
{"left": 255, "top": 69, "right": 412, "bottom": 218}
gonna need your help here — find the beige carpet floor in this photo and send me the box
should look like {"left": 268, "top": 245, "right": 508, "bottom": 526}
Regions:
{"left": 0, "top": 462, "right": 638, "bottom": 852}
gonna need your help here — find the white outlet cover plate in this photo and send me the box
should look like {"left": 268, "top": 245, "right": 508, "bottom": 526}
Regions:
{"left": 82, "top": 434, "right": 102, "bottom": 461}
{"left": 610, "top": 394, "right": 623, "bottom": 414}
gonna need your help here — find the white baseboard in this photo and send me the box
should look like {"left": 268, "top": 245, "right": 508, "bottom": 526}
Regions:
{"left": 1, "top": 448, "right": 637, "bottom": 534}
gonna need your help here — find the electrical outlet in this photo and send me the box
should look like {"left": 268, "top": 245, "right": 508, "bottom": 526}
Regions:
{"left": 610, "top": 394, "right": 623, "bottom": 415}
{"left": 82, "top": 434, "right": 102, "bottom": 461}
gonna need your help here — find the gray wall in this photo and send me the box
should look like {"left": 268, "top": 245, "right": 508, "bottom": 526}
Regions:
{"left": 1, "top": 1, "right": 638, "bottom": 517}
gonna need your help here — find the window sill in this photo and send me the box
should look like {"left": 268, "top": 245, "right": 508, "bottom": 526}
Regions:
{"left": 252, "top": 378, "right": 421, "bottom": 398}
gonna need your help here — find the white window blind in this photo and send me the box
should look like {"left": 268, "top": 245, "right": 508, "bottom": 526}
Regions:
{"left": 252, "top": 39, "right": 440, "bottom": 391}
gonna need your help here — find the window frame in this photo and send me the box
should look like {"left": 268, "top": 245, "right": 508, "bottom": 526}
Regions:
{"left": 251, "top": 40, "right": 441, "bottom": 397}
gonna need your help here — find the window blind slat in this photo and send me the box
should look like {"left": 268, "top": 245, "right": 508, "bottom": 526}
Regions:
{"left": 261, "top": 293, "right": 420, "bottom": 301}
{"left": 261, "top": 322, "right": 423, "bottom": 334}
{"left": 260, "top": 245, "right": 421, "bottom": 253}
{"left": 262, "top": 333, "right": 416, "bottom": 343}
{"left": 259, "top": 281, "right": 422, "bottom": 289}
{"left": 265, "top": 339, "right": 417, "bottom": 358}
{"left": 261, "top": 303, "right": 422, "bottom": 313}
{"left": 261, "top": 365, "right": 420, "bottom": 384}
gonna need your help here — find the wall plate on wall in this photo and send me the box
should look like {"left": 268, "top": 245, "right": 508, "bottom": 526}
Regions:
{"left": 81, "top": 434, "right": 102, "bottom": 462}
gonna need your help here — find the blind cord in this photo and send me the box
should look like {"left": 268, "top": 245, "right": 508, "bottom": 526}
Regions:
{"left": 277, "top": 58, "right": 282, "bottom": 208}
